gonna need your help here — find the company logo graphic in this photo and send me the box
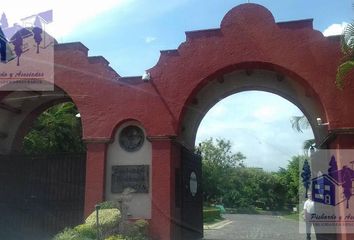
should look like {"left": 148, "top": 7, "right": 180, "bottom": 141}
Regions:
{"left": 312, "top": 156, "right": 354, "bottom": 208}
{"left": 302, "top": 156, "right": 353, "bottom": 208}
{"left": 0, "top": 10, "right": 54, "bottom": 91}
{"left": 300, "top": 150, "right": 354, "bottom": 234}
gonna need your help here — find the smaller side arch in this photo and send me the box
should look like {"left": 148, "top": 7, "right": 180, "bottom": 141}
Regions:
{"left": 11, "top": 98, "right": 72, "bottom": 152}
{"left": 0, "top": 87, "right": 80, "bottom": 154}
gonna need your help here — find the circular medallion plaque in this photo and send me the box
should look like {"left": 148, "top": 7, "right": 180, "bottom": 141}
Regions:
{"left": 119, "top": 126, "right": 145, "bottom": 152}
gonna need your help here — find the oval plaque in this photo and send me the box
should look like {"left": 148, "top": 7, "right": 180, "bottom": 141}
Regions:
{"left": 189, "top": 171, "right": 198, "bottom": 197}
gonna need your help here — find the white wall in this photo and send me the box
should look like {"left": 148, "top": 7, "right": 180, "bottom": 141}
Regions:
{"left": 106, "top": 121, "right": 152, "bottom": 219}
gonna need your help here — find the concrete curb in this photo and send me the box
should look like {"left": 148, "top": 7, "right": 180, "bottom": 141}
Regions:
{"left": 204, "top": 219, "right": 233, "bottom": 230}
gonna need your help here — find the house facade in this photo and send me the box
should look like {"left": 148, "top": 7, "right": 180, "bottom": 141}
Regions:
{"left": 312, "top": 174, "right": 342, "bottom": 206}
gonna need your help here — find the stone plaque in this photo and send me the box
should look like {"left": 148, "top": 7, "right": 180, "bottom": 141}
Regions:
{"left": 111, "top": 165, "right": 149, "bottom": 193}
{"left": 119, "top": 126, "right": 145, "bottom": 152}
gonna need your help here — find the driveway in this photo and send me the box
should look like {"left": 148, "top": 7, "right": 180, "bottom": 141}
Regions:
{"left": 203, "top": 214, "right": 316, "bottom": 240}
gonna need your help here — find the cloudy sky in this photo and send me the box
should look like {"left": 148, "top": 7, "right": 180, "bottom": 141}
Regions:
{"left": 196, "top": 91, "right": 314, "bottom": 171}
{"left": 2, "top": 0, "right": 351, "bottom": 171}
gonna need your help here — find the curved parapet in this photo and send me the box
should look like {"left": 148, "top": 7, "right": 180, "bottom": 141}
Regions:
{"left": 145, "top": 3, "right": 350, "bottom": 143}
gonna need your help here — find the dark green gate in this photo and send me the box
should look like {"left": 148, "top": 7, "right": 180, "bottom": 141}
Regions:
{"left": 180, "top": 147, "right": 203, "bottom": 240}
{"left": 0, "top": 153, "right": 86, "bottom": 240}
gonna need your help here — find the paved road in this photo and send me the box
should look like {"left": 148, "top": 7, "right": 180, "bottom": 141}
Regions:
{"left": 204, "top": 214, "right": 316, "bottom": 240}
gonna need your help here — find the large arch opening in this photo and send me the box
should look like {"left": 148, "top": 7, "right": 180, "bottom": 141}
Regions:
{"left": 176, "top": 68, "right": 328, "bottom": 239}
{"left": 197, "top": 91, "right": 315, "bottom": 239}
{"left": 0, "top": 88, "right": 86, "bottom": 240}
{"left": 196, "top": 91, "right": 314, "bottom": 170}
{"left": 179, "top": 69, "right": 327, "bottom": 149}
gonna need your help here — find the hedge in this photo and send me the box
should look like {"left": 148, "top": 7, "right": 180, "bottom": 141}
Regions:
{"left": 203, "top": 207, "right": 222, "bottom": 223}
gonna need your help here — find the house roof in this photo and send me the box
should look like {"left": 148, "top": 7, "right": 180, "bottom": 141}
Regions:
{"left": 9, "top": 27, "right": 32, "bottom": 42}
{"left": 312, "top": 174, "right": 341, "bottom": 186}
{"left": 20, "top": 10, "right": 53, "bottom": 24}
{"left": 2, "top": 23, "right": 33, "bottom": 41}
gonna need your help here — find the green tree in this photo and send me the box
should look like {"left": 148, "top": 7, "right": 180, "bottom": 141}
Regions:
{"left": 220, "top": 167, "right": 288, "bottom": 210}
{"left": 276, "top": 155, "right": 306, "bottom": 205}
{"left": 199, "top": 138, "right": 304, "bottom": 211}
{"left": 23, "top": 102, "right": 85, "bottom": 154}
{"left": 198, "top": 138, "right": 245, "bottom": 202}
{"left": 336, "top": 22, "right": 354, "bottom": 89}
{"left": 199, "top": 138, "right": 245, "bottom": 168}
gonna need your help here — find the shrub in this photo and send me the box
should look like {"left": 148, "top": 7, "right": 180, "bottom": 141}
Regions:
{"left": 53, "top": 225, "right": 97, "bottom": 240}
{"left": 203, "top": 207, "right": 222, "bottom": 223}
{"left": 52, "top": 228, "right": 78, "bottom": 240}
{"left": 105, "top": 235, "right": 127, "bottom": 240}
{"left": 52, "top": 206, "right": 150, "bottom": 240}
{"left": 85, "top": 208, "right": 121, "bottom": 238}
{"left": 86, "top": 208, "right": 121, "bottom": 231}
{"left": 74, "top": 224, "right": 97, "bottom": 239}
{"left": 99, "top": 201, "right": 121, "bottom": 209}
{"left": 125, "top": 219, "right": 149, "bottom": 240}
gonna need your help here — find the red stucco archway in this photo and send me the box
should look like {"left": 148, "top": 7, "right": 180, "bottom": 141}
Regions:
{"left": 144, "top": 4, "right": 354, "bottom": 240}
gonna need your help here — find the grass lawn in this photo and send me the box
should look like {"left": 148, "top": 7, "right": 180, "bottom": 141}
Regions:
{"left": 203, "top": 206, "right": 224, "bottom": 224}
{"left": 203, "top": 216, "right": 225, "bottom": 225}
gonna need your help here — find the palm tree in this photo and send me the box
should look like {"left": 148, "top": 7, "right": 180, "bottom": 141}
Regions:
{"left": 303, "top": 139, "right": 315, "bottom": 151}
{"left": 336, "top": 22, "right": 354, "bottom": 89}
{"left": 290, "top": 115, "right": 310, "bottom": 133}
{"left": 290, "top": 115, "right": 315, "bottom": 155}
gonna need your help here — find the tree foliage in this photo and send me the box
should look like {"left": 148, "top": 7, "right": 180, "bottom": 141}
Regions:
{"left": 199, "top": 138, "right": 245, "bottom": 169}
{"left": 290, "top": 115, "right": 310, "bottom": 133}
{"left": 199, "top": 138, "right": 245, "bottom": 203}
{"left": 277, "top": 155, "right": 306, "bottom": 205}
{"left": 301, "top": 159, "right": 311, "bottom": 198}
{"left": 343, "top": 166, "right": 352, "bottom": 209}
{"left": 11, "top": 31, "right": 23, "bottom": 66}
{"left": 328, "top": 156, "right": 338, "bottom": 180}
{"left": 199, "top": 138, "right": 302, "bottom": 211}
{"left": 336, "top": 22, "right": 354, "bottom": 89}
{"left": 290, "top": 115, "right": 315, "bottom": 156}
{"left": 33, "top": 16, "right": 43, "bottom": 54}
{"left": 23, "top": 102, "right": 85, "bottom": 154}
{"left": 0, "top": 13, "right": 8, "bottom": 29}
